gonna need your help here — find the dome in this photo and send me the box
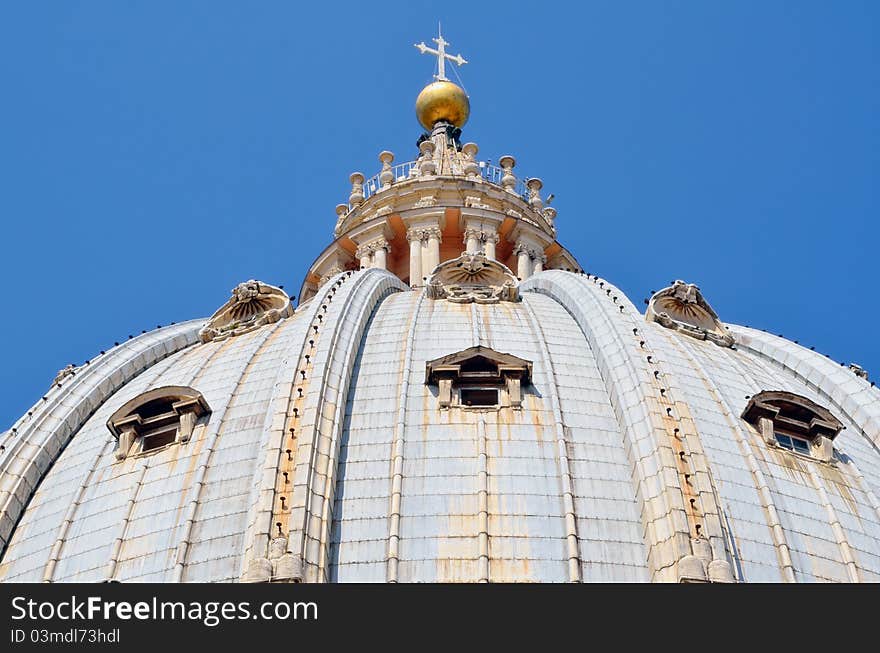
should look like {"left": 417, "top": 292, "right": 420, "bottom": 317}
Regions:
{"left": 415, "top": 80, "right": 470, "bottom": 130}
{"left": 2, "top": 46, "right": 880, "bottom": 584}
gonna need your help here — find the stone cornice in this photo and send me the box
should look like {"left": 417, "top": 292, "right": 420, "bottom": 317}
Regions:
{"left": 336, "top": 176, "right": 555, "bottom": 238}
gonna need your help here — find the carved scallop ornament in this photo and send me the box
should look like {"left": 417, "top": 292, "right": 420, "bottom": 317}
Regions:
{"left": 645, "top": 280, "right": 734, "bottom": 347}
{"left": 425, "top": 252, "right": 519, "bottom": 304}
{"left": 199, "top": 280, "right": 293, "bottom": 343}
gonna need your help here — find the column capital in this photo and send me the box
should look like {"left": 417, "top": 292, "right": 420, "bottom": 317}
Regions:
{"left": 462, "top": 227, "right": 482, "bottom": 244}
{"left": 422, "top": 226, "right": 442, "bottom": 241}
{"left": 354, "top": 244, "right": 372, "bottom": 261}
{"left": 513, "top": 241, "right": 531, "bottom": 256}
{"left": 365, "top": 236, "right": 389, "bottom": 253}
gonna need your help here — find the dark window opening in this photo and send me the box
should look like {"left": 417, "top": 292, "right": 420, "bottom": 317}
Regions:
{"left": 460, "top": 356, "right": 498, "bottom": 375}
{"left": 461, "top": 388, "right": 498, "bottom": 407}
{"left": 775, "top": 432, "right": 810, "bottom": 455}
{"left": 135, "top": 398, "right": 178, "bottom": 420}
{"left": 141, "top": 427, "right": 178, "bottom": 452}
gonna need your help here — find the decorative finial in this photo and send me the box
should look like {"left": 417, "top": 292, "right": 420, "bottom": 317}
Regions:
{"left": 414, "top": 24, "right": 467, "bottom": 81}
{"left": 414, "top": 26, "right": 471, "bottom": 131}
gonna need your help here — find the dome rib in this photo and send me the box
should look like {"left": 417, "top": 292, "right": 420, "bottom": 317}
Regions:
{"left": 171, "top": 319, "right": 289, "bottom": 582}
{"left": 239, "top": 273, "right": 344, "bottom": 581}
{"left": 385, "top": 289, "right": 427, "bottom": 583}
{"left": 0, "top": 320, "right": 202, "bottom": 557}
{"left": 731, "top": 326, "right": 880, "bottom": 451}
{"left": 720, "top": 339, "right": 863, "bottom": 582}
{"left": 520, "top": 295, "right": 582, "bottom": 582}
{"left": 41, "top": 334, "right": 207, "bottom": 583}
{"left": 658, "top": 332, "right": 797, "bottom": 582}
{"left": 522, "top": 272, "right": 735, "bottom": 582}
{"left": 254, "top": 269, "right": 407, "bottom": 583}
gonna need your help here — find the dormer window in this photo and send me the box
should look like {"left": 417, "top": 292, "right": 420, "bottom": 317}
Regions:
{"left": 425, "top": 346, "right": 532, "bottom": 410}
{"left": 741, "top": 391, "right": 843, "bottom": 463}
{"left": 107, "top": 386, "right": 210, "bottom": 460}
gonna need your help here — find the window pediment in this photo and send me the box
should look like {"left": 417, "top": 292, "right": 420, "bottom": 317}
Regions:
{"left": 425, "top": 346, "right": 532, "bottom": 409}
{"left": 741, "top": 390, "right": 842, "bottom": 462}
{"left": 107, "top": 386, "right": 210, "bottom": 460}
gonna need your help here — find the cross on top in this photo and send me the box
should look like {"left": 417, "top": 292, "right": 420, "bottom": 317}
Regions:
{"left": 414, "top": 25, "right": 467, "bottom": 81}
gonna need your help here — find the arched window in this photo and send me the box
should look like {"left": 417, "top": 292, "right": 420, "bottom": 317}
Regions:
{"left": 107, "top": 386, "right": 210, "bottom": 460}
{"left": 425, "top": 346, "right": 532, "bottom": 410}
{"left": 741, "top": 391, "right": 842, "bottom": 462}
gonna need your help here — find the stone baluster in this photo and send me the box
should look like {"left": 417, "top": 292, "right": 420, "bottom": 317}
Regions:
{"left": 499, "top": 155, "right": 516, "bottom": 192}
{"left": 407, "top": 228, "right": 424, "bottom": 287}
{"left": 334, "top": 204, "right": 348, "bottom": 235}
{"left": 462, "top": 142, "right": 480, "bottom": 178}
{"left": 527, "top": 177, "right": 544, "bottom": 211}
{"left": 484, "top": 231, "right": 499, "bottom": 261}
{"left": 418, "top": 140, "right": 437, "bottom": 176}
{"left": 349, "top": 172, "right": 365, "bottom": 206}
{"left": 379, "top": 151, "right": 394, "bottom": 188}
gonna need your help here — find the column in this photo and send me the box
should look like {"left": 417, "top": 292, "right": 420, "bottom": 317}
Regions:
{"left": 515, "top": 243, "right": 532, "bottom": 280}
{"left": 407, "top": 228, "right": 423, "bottom": 287}
{"left": 356, "top": 245, "right": 372, "bottom": 270}
{"left": 372, "top": 240, "right": 388, "bottom": 270}
{"left": 424, "top": 227, "right": 442, "bottom": 277}
{"left": 533, "top": 252, "right": 546, "bottom": 274}
{"left": 464, "top": 228, "right": 481, "bottom": 255}
{"left": 484, "top": 232, "right": 499, "bottom": 261}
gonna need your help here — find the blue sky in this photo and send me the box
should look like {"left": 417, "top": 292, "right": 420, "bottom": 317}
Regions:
{"left": 1, "top": 2, "right": 877, "bottom": 425}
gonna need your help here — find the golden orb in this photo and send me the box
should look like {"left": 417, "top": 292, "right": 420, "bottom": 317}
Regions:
{"left": 415, "top": 80, "right": 470, "bottom": 131}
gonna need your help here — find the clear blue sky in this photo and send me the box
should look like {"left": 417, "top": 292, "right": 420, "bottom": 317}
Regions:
{"left": 1, "top": 2, "right": 877, "bottom": 426}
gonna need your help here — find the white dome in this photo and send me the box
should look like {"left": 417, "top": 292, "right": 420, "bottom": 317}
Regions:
{"left": 1, "top": 265, "right": 879, "bottom": 583}
{"left": 2, "top": 117, "right": 879, "bottom": 584}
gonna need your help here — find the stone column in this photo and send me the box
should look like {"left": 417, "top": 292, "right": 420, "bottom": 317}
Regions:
{"left": 407, "top": 228, "right": 424, "bottom": 287}
{"left": 424, "top": 227, "right": 442, "bottom": 277}
{"left": 533, "top": 252, "right": 546, "bottom": 274}
{"left": 484, "top": 232, "right": 499, "bottom": 261}
{"left": 372, "top": 240, "right": 388, "bottom": 270}
{"left": 464, "top": 228, "right": 481, "bottom": 255}
{"left": 515, "top": 243, "right": 532, "bottom": 280}
{"left": 356, "top": 244, "right": 372, "bottom": 270}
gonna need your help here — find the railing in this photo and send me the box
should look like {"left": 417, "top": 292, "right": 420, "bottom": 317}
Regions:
{"left": 479, "top": 162, "right": 531, "bottom": 200}
{"left": 360, "top": 160, "right": 532, "bottom": 202}
{"left": 362, "top": 161, "right": 419, "bottom": 200}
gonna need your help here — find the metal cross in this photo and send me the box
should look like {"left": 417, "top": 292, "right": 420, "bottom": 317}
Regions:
{"left": 414, "top": 25, "right": 467, "bottom": 81}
